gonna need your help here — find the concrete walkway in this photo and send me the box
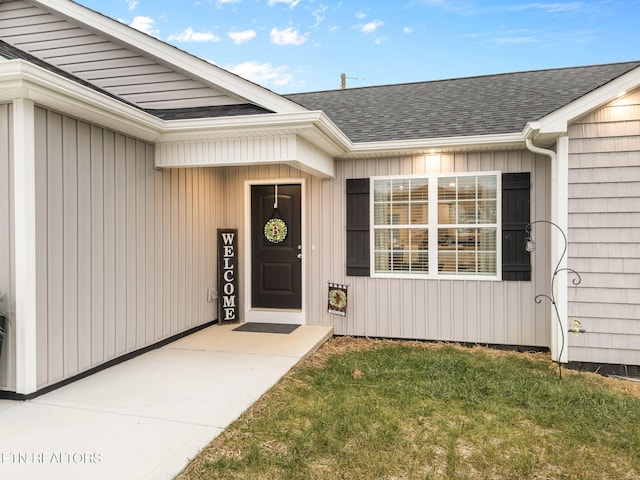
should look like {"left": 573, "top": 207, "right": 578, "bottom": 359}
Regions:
{"left": 0, "top": 323, "right": 333, "bottom": 480}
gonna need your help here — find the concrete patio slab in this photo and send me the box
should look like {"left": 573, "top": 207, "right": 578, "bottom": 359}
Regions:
{"left": 0, "top": 323, "right": 333, "bottom": 480}
{"left": 36, "top": 348, "right": 302, "bottom": 426}
{"left": 168, "top": 322, "right": 333, "bottom": 357}
{"left": 0, "top": 400, "right": 220, "bottom": 480}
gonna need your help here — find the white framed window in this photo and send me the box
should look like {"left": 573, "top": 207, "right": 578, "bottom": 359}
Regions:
{"left": 371, "top": 172, "right": 501, "bottom": 280}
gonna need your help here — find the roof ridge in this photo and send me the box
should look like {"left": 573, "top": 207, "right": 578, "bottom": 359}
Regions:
{"left": 285, "top": 60, "right": 640, "bottom": 96}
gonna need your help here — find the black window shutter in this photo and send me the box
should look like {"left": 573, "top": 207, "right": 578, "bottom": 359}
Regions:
{"left": 346, "top": 178, "right": 370, "bottom": 276}
{"left": 502, "top": 172, "right": 531, "bottom": 281}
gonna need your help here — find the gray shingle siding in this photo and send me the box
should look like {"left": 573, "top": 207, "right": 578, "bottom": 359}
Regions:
{"left": 0, "top": 38, "right": 140, "bottom": 109}
{"left": 285, "top": 62, "right": 640, "bottom": 143}
{"left": 0, "top": 39, "right": 272, "bottom": 120}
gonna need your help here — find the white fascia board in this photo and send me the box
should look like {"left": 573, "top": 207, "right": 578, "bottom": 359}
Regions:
{"left": 0, "top": 60, "right": 163, "bottom": 141}
{"left": 302, "top": 111, "right": 354, "bottom": 156}
{"left": 30, "top": 0, "right": 307, "bottom": 115}
{"left": 293, "top": 138, "right": 335, "bottom": 178}
{"left": 343, "top": 132, "right": 525, "bottom": 158}
{"left": 535, "top": 65, "right": 640, "bottom": 135}
{"left": 522, "top": 122, "right": 561, "bottom": 148}
{"left": 159, "top": 110, "right": 352, "bottom": 156}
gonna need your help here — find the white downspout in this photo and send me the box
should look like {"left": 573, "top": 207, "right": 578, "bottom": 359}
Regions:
{"left": 525, "top": 137, "right": 569, "bottom": 365}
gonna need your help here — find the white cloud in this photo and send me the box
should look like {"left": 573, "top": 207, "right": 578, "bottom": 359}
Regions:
{"left": 493, "top": 36, "right": 537, "bottom": 44}
{"left": 227, "top": 61, "right": 293, "bottom": 87}
{"left": 267, "top": 0, "right": 301, "bottom": 7}
{"left": 355, "top": 11, "right": 367, "bottom": 19}
{"left": 507, "top": 2, "right": 584, "bottom": 13}
{"left": 228, "top": 29, "right": 257, "bottom": 44}
{"left": 485, "top": 27, "right": 538, "bottom": 44}
{"left": 127, "top": 1, "right": 137, "bottom": 11}
{"left": 403, "top": 26, "right": 413, "bottom": 34}
{"left": 311, "top": 5, "right": 328, "bottom": 28}
{"left": 270, "top": 27, "right": 308, "bottom": 45}
{"left": 130, "top": 16, "right": 159, "bottom": 37}
{"left": 217, "top": 0, "right": 241, "bottom": 5}
{"left": 361, "top": 20, "right": 383, "bottom": 34}
{"left": 167, "top": 27, "right": 220, "bottom": 42}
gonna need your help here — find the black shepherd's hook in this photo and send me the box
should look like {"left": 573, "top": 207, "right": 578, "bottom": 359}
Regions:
{"left": 525, "top": 220, "right": 582, "bottom": 379}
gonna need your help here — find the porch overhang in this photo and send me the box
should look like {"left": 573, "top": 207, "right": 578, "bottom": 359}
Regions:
{"left": 0, "top": 60, "right": 349, "bottom": 179}
{"left": 155, "top": 111, "right": 350, "bottom": 179}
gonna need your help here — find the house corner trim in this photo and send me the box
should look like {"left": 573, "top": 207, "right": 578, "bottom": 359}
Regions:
{"left": 12, "top": 98, "right": 38, "bottom": 394}
{"left": 525, "top": 135, "right": 570, "bottom": 364}
{"left": 554, "top": 135, "right": 570, "bottom": 364}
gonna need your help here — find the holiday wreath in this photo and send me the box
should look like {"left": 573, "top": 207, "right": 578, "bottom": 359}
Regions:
{"left": 328, "top": 288, "right": 347, "bottom": 309}
{"left": 264, "top": 217, "right": 287, "bottom": 243}
{"left": 327, "top": 283, "right": 348, "bottom": 316}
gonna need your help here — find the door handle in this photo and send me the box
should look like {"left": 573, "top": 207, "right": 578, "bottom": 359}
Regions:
{"left": 297, "top": 253, "right": 302, "bottom": 259}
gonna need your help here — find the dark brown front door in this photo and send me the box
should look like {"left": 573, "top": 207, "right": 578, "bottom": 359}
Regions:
{"left": 251, "top": 184, "right": 302, "bottom": 309}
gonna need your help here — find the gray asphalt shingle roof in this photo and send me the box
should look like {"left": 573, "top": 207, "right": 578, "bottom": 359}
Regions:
{"left": 285, "top": 62, "right": 640, "bottom": 143}
{"left": 147, "top": 104, "right": 273, "bottom": 120}
{"left": 3, "top": 36, "right": 638, "bottom": 142}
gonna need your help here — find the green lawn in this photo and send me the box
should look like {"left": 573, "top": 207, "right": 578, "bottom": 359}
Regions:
{"left": 177, "top": 337, "right": 640, "bottom": 480}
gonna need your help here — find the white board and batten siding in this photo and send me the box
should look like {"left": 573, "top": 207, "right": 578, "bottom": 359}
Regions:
{"left": 31, "top": 106, "right": 222, "bottom": 390}
{"left": 307, "top": 151, "right": 551, "bottom": 347}
{"left": 0, "top": 103, "right": 17, "bottom": 391}
{"left": 203, "top": 152, "right": 550, "bottom": 349}
{"left": 568, "top": 88, "right": 640, "bottom": 366}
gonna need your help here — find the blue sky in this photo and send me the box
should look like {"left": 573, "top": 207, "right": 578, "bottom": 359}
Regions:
{"left": 75, "top": 0, "right": 640, "bottom": 93}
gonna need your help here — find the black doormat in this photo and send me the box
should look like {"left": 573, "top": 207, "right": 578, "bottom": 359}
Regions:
{"left": 233, "top": 323, "right": 300, "bottom": 334}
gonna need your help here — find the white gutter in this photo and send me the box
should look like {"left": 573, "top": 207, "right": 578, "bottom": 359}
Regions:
{"left": 158, "top": 110, "right": 352, "bottom": 156}
{"left": 524, "top": 136, "right": 569, "bottom": 365}
{"left": 343, "top": 132, "right": 524, "bottom": 158}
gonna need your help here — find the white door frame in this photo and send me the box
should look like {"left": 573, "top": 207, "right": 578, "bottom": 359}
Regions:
{"left": 243, "top": 178, "right": 307, "bottom": 324}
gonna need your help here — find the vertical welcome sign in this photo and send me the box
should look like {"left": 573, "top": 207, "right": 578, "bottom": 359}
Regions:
{"left": 218, "top": 229, "right": 239, "bottom": 323}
